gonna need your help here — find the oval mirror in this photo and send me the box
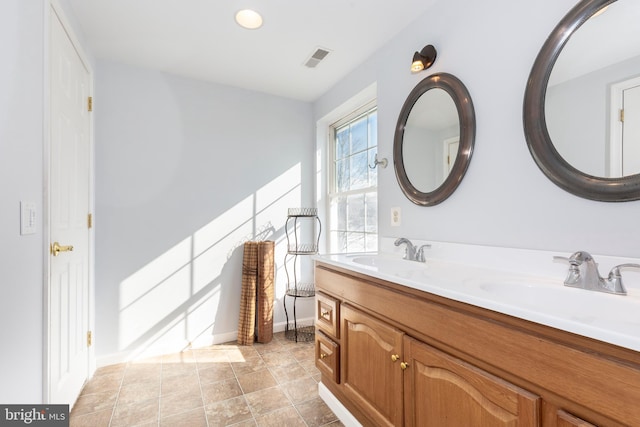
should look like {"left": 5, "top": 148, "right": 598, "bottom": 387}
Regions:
{"left": 524, "top": 0, "right": 640, "bottom": 201}
{"left": 394, "top": 73, "right": 475, "bottom": 206}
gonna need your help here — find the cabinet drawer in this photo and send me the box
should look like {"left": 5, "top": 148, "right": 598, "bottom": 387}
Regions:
{"left": 316, "top": 292, "right": 339, "bottom": 338}
{"left": 316, "top": 330, "right": 339, "bottom": 383}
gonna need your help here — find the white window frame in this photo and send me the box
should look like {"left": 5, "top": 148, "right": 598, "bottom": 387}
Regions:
{"left": 327, "top": 100, "right": 378, "bottom": 254}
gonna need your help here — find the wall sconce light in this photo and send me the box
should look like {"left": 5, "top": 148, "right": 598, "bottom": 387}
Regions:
{"left": 411, "top": 45, "right": 437, "bottom": 73}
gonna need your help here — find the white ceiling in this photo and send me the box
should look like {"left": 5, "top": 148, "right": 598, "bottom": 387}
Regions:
{"left": 66, "top": 0, "right": 438, "bottom": 102}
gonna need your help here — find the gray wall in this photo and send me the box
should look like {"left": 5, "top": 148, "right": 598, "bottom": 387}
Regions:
{"left": 94, "top": 61, "right": 315, "bottom": 362}
{"left": 0, "top": 0, "right": 45, "bottom": 403}
{"left": 316, "top": 0, "right": 640, "bottom": 258}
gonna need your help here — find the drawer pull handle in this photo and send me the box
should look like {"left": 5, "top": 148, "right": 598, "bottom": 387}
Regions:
{"left": 391, "top": 354, "right": 399, "bottom": 362}
{"left": 320, "top": 353, "right": 328, "bottom": 359}
{"left": 321, "top": 310, "right": 331, "bottom": 319}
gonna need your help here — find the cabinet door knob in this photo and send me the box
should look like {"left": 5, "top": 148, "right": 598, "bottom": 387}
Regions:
{"left": 400, "top": 362, "right": 409, "bottom": 370}
{"left": 391, "top": 354, "right": 399, "bottom": 362}
{"left": 321, "top": 310, "right": 331, "bottom": 319}
{"left": 320, "top": 353, "right": 328, "bottom": 359}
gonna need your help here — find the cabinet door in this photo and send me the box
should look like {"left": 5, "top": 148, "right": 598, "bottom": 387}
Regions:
{"left": 404, "top": 336, "right": 540, "bottom": 427}
{"left": 341, "top": 304, "right": 404, "bottom": 427}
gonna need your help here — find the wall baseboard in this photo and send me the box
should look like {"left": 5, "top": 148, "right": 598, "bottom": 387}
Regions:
{"left": 95, "top": 317, "right": 314, "bottom": 368}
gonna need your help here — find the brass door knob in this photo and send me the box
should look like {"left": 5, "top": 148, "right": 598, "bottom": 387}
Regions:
{"left": 391, "top": 354, "right": 400, "bottom": 362}
{"left": 400, "top": 362, "right": 409, "bottom": 370}
{"left": 320, "top": 353, "right": 328, "bottom": 359}
{"left": 51, "top": 242, "right": 74, "bottom": 257}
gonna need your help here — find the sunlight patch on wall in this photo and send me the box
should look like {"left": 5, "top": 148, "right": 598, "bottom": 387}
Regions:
{"left": 119, "top": 237, "right": 194, "bottom": 350}
{"left": 117, "top": 163, "right": 304, "bottom": 357}
{"left": 192, "top": 195, "right": 255, "bottom": 293}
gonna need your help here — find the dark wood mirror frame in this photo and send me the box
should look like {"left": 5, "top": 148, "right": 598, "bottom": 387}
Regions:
{"left": 523, "top": 0, "right": 640, "bottom": 201}
{"left": 394, "top": 72, "right": 475, "bottom": 206}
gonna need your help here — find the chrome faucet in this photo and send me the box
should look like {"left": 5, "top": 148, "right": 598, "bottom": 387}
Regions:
{"left": 554, "top": 251, "right": 640, "bottom": 296}
{"left": 394, "top": 238, "right": 430, "bottom": 262}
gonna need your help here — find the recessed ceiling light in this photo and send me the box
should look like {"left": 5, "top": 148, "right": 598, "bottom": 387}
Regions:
{"left": 235, "top": 9, "right": 263, "bottom": 30}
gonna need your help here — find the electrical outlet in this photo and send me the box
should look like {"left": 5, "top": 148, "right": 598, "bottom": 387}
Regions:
{"left": 391, "top": 207, "right": 401, "bottom": 227}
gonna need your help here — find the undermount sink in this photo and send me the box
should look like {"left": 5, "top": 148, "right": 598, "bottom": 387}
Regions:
{"left": 465, "top": 276, "right": 640, "bottom": 334}
{"left": 467, "top": 278, "right": 573, "bottom": 310}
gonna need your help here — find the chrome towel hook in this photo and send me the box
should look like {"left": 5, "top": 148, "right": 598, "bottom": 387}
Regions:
{"left": 369, "top": 153, "right": 388, "bottom": 169}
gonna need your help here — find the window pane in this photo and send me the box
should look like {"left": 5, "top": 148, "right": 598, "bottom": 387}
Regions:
{"left": 365, "top": 192, "right": 377, "bottom": 233}
{"left": 350, "top": 151, "right": 368, "bottom": 190}
{"left": 336, "top": 127, "right": 349, "bottom": 159}
{"left": 350, "top": 116, "right": 368, "bottom": 154}
{"left": 346, "top": 232, "right": 365, "bottom": 253}
{"left": 368, "top": 112, "right": 378, "bottom": 148}
{"left": 347, "top": 194, "right": 365, "bottom": 232}
{"left": 336, "top": 159, "right": 349, "bottom": 192}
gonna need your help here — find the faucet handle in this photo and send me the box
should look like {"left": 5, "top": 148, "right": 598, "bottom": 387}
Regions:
{"left": 606, "top": 263, "right": 640, "bottom": 295}
{"left": 416, "top": 244, "right": 431, "bottom": 263}
{"left": 609, "top": 263, "right": 640, "bottom": 275}
{"left": 553, "top": 255, "right": 581, "bottom": 286}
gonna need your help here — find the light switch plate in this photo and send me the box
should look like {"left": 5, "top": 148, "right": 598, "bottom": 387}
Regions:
{"left": 391, "top": 207, "right": 401, "bottom": 227}
{"left": 20, "top": 201, "right": 36, "bottom": 235}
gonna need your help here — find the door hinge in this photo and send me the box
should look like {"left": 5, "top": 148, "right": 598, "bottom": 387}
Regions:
{"left": 88, "top": 96, "right": 93, "bottom": 112}
{"left": 87, "top": 331, "right": 93, "bottom": 347}
{"left": 87, "top": 213, "right": 93, "bottom": 229}
{"left": 620, "top": 108, "right": 625, "bottom": 122}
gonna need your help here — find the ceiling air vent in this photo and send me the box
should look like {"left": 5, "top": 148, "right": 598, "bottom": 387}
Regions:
{"left": 304, "top": 47, "right": 331, "bottom": 68}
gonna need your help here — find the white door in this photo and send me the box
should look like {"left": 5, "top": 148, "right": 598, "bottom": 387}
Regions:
{"left": 622, "top": 84, "right": 640, "bottom": 176}
{"left": 610, "top": 76, "right": 640, "bottom": 177}
{"left": 48, "top": 6, "right": 92, "bottom": 405}
{"left": 443, "top": 136, "right": 459, "bottom": 180}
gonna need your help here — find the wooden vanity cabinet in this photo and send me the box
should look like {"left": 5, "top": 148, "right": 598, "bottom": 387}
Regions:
{"left": 314, "top": 262, "right": 640, "bottom": 427}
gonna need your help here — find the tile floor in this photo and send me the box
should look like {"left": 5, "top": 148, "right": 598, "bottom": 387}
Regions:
{"left": 69, "top": 332, "right": 343, "bottom": 427}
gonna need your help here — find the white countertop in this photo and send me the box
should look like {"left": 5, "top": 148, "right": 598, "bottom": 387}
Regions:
{"left": 314, "top": 242, "right": 640, "bottom": 352}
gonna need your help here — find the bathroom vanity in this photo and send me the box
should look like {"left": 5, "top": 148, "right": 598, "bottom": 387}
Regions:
{"left": 314, "top": 251, "right": 640, "bottom": 427}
